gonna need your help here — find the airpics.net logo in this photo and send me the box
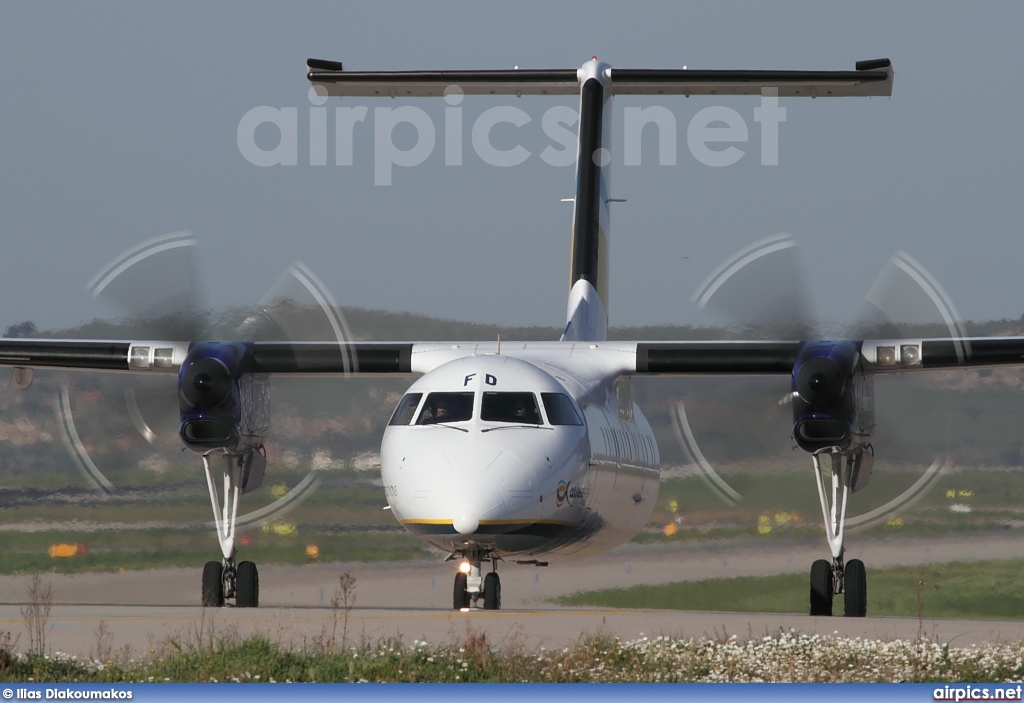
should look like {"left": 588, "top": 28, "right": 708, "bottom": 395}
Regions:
{"left": 237, "top": 86, "right": 788, "bottom": 185}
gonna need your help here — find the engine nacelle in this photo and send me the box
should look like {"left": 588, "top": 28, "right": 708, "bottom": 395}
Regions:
{"left": 178, "top": 342, "right": 270, "bottom": 456}
{"left": 791, "top": 340, "right": 874, "bottom": 454}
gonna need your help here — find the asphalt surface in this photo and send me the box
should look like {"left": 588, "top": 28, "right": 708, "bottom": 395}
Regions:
{"left": 3, "top": 532, "right": 1024, "bottom": 658}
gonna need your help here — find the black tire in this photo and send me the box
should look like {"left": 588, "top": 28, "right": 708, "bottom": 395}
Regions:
{"left": 809, "top": 559, "right": 833, "bottom": 616}
{"left": 236, "top": 561, "right": 259, "bottom": 608}
{"left": 483, "top": 572, "right": 501, "bottom": 610}
{"left": 453, "top": 572, "right": 470, "bottom": 610}
{"left": 844, "top": 559, "right": 867, "bottom": 618}
{"left": 202, "top": 561, "right": 224, "bottom": 607}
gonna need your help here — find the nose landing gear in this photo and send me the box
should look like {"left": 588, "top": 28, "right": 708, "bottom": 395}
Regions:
{"left": 448, "top": 547, "right": 501, "bottom": 610}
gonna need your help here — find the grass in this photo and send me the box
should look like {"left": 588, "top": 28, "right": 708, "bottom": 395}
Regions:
{"left": 639, "top": 467, "right": 1024, "bottom": 544}
{"left": 4, "top": 462, "right": 1024, "bottom": 578}
{"left": 5, "top": 628, "right": 1024, "bottom": 682}
{"left": 0, "top": 532, "right": 425, "bottom": 575}
{"left": 556, "top": 558, "right": 1024, "bottom": 620}
{"left": 0, "top": 464, "right": 428, "bottom": 575}
{"left": 653, "top": 469, "right": 1024, "bottom": 523}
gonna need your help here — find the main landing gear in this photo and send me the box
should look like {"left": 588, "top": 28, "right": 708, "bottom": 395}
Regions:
{"left": 809, "top": 449, "right": 869, "bottom": 617}
{"left": 448, "top": 546, "right": 501, "bottom": 611}
{"left": 201, "top": 451, "right": 260, "bottom": 607}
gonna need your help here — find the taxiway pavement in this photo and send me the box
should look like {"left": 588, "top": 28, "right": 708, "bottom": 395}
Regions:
{"left": 2, "top": 532, "right": 1023, "bottom": 658}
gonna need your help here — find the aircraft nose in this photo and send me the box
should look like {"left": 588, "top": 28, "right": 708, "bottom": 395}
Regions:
{"left": 448, "top": 447, "right": 543, "bottom": 535}
{"left": 452, "top": 513, "right": 480, "bottom": 535}
{"left": 445, "top": 449, "right": 523, "bottom": 535}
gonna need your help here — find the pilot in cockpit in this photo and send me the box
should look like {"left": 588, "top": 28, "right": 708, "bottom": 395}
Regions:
{"left": 511, "top": 396, "right": 541, "bottom": 424}
{"left": 426, "top": 396, "right": 450, "bottom": 423}
{"left": 512, "top": 398, "right": 528, "bottom": 420}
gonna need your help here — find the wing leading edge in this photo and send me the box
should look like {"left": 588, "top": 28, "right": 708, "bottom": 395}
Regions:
{"left": 0, "top": 339, "right": 414, "bottom": 375}
{"left": 4, "top": 336, "right": 1024, "bottom": 378}
{"left": 634, "top": 337, "right": 1024, "bottom": 376}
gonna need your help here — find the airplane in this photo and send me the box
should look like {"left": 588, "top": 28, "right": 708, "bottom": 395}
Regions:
{"left": 4, "top": 55, "right": 1015, "bottom": 617}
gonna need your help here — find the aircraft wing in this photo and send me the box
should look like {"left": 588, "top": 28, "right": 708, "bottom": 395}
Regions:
{"left": 0, "top": 339, "right": 143, "bottom": 372}
{"left": 0, "top": 339, "right": 415, "bottom": 375}
{"left": 5, "top": 336, "right": 1024, "bottom": 377}
{"left": 632, "top": 337, "right": 1024, "bottom": 375}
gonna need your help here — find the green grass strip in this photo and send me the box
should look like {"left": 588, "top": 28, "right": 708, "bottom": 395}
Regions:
{"left": 556, "top": 558, "right": 1024, "bottom": 620}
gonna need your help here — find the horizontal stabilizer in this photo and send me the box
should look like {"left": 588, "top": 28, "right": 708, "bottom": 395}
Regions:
{"left": 308, "top": 58, "right": 892, "bottom": 99}
{"left": 610, "top": 59, "right": 893, "bottom": 97}
{"left": 308, "top": 61, "right": 579, "bottom": 97}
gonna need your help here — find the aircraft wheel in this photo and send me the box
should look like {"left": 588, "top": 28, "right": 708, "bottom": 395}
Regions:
{"left": 844, "top": 559, "right": 867, "bottom": 618}
{"left": 202, "top": 561, "right": 224, "bottom": 607}
{"left": 483, "top": 572, "right": 501, "bottom": 610}
{"left": 236, "top": 561, "right": 260, "bottom": 608}
{"left": 453, "top": 572, "right": 470, "bottom": 610}
{"left": 809, "top": 559, "right": 833, "bottom": 616}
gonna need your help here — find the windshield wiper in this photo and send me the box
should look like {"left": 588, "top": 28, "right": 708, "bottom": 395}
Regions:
{"left": 431, "top": 422, "right": 469, "bottom": 433}
{"left": 481, "top": 424, "right": 553, "bottom": 433}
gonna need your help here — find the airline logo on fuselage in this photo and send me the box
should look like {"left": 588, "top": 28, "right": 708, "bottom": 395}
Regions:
{"left": 556, "top": 480, "right": 587, "bottom": 507}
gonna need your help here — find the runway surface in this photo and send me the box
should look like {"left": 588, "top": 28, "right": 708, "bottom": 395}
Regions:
{"left": 3, "top": 532, "right": 1024, "bottom": 658}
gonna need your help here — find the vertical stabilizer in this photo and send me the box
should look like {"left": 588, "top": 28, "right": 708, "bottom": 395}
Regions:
{"left": 562, "top": 59, "right": 613, "bottom": 342}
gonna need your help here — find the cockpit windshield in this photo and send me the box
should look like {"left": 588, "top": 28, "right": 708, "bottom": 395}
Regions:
{"left": 541, "top": 392, "right": 583, "bottom": 426}
{"left": 388, "top": 393, "right": 423, "bottom": 426}
{"left": 481, "top": 391, "right": 542, "bottom": 424}
{"left": 392, "top": 389, "right": 582, "bottom": 427}
{"left": 416, "top": 392, "right": 474, "bottom": 424}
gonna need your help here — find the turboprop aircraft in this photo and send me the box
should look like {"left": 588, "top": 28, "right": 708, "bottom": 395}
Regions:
{"left": 5, "top": 55, "right": 1017, "bottom": 617}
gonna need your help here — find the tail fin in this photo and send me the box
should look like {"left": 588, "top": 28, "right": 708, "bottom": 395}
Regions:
{"left": 307, "top": 58, "right": 894, "bottom": 343}
{"left": 561, "top": 60, "right": 612, "bottom": 342}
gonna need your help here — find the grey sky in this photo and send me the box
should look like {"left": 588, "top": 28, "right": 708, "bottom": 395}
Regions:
{"left": 2, "top": 2, "right": 1022, "bottom": 335}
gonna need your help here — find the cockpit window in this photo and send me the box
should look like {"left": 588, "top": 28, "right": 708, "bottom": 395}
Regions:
{"left": 541, "top": 393, "right": 583, "bottom": 426}
{"left": 416, "top": 392, "right": 474, "bottom": 424}
{"left": 388, "top": 393, "right": 423, "bottom": 426}
{"left": 481, "top": 392, "right": 542, "bottom": 425}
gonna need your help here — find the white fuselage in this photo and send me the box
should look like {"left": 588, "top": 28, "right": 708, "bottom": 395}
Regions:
{"left": 380, "top": 352, "right": 659, "bottom": 560}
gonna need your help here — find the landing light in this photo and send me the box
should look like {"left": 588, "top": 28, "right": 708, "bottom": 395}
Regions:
{"left": 901, "top": 344, "right": 921, "bottom": 365}
{"left": 130, "top": 346, "right": 150, "bottom": 367}
{"left": 460, "top": 607, "right": 470, "bottom": 613}
{"left": 876, "top": 346, "right": 896, "bottom": 366}
{"left": 458, "top": 561, "right": 471, "bottom": 574}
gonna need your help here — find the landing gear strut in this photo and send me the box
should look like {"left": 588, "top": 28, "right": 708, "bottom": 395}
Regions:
{"left": 449, "top": 546, "right": 501, "bottom": 610}
{"left": 201, "top": 451, "right": 260, "bottom": 607}
{"left": 810, "top": 449, "right": 868, "bottom": 617}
